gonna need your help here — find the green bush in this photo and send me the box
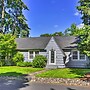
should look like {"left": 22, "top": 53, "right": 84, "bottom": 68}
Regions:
{"left": 32, "top": 55, "right": 47, "bottom": 68}
{"left": 0, "top": 59, "right": 5, "bottom": 66}
{"left": 12, "top": 52, "right": 24, "bottom": 65}
{"left": 17, "top": 61, "right": 32, "bottom": 67}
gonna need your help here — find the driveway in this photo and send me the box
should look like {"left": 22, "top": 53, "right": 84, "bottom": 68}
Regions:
{"left": 0, "top": 78, "right": 28, "bottom": 90}
{"left": 20, "top": 82, "right": 90, "bottom": 90}
{"left": 0, "top": 78, "right": 90, "bottom": 90}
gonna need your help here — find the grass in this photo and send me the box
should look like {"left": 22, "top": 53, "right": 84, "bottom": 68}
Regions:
{"left": 36, "top": 68, "right": 90, "bottom": 78}
{"left": 0, "top": 66, "right": 43, "bottom": 77}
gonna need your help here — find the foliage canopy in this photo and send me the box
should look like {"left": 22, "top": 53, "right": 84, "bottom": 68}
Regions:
{"left": 0, "top": 0, "right": 30, "bottom": 37}
{"left": 0, "top": 34, "right": 16, "bottom": 65}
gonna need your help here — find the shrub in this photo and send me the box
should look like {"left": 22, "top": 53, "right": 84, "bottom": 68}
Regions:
{"left": 12, "top": 52, "right": 24, "bottom": 65}
{"left": 0, "top": 59, "right": 5, "bottom": 66}
{"left": 17, "top": 61, "right": 32, "bottom": 67}
{"left": 32, "top": 55, "right": 47, "bottom": 68}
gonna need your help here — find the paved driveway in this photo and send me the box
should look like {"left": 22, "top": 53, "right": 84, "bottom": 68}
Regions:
{"left": 20, "top": 82, "right": 90, "bottom": 90}
{"left": 0, "top": 78, "right": 28, "bottom": 90}
{"left": 0, "top": 78, "right": 90, "bottom": 90}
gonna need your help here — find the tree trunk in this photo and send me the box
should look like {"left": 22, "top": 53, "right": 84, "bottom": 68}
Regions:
{"left": 1, "top": 0, "right": 4, "bottom": 33}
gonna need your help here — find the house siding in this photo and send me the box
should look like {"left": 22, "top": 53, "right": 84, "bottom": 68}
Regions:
{"left": 66, "top": 60, "right": 88, "bottom": 68}
{"left": 20, "top": 51, "right": 30, "bottom": 62}
{"left": 20, "top": 50, "right": 47, "bottom": 62}
{"left": 39, "top": 52, "right": 47, "bottom": 57}
{"left": 45, "top": 37, "right": 65, "bottom": 69}
{"left": 64, "top": 49, "right": 89, "bottom": 68}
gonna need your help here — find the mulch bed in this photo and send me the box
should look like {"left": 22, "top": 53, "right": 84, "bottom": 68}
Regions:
{"left": 81, "top": 72, "right": 90, "bottom": 81}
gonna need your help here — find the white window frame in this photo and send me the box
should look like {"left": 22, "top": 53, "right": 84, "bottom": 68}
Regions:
{"left": 79, "top": 52, "right": 86, "bottom": 60}
{"left": 71, "top": 50, "right": 86, "bottom": 61}
{"left": 49, "top": 50, "right": 56, "bottom": 65}
{"left": 35, "top": 51, "right": 39, "bottom": 56}
{"left": 72, "top": 50, "right": 78, "bottom": 60}
{"left": 28, "top": 50, "right": 39, "bottom": 60}
{"left": 28, "top": 51, "right": 34, "bottom": 60}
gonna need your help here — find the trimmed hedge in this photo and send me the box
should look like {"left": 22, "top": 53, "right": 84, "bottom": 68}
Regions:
{"left": 32, "top": 55, "right": 47, "bottom": 68}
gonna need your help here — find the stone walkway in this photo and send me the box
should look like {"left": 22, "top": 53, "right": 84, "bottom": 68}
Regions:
{"left": 25, "top": 70, "right": 46, "bottom": 81}
{"left": 25, "top": 70, "right": 90, "bottom": 87}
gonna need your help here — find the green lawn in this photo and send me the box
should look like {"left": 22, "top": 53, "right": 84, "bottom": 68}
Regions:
{"left": 36, "top": 68, "right": 90, "bottom": 78}
{"left": 0, "top": 66, "right": 43, "bottom": 77}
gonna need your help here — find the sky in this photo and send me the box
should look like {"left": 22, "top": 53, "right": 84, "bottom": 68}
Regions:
{"left": 23, "top": 0, "right": 82, "bottom": 37}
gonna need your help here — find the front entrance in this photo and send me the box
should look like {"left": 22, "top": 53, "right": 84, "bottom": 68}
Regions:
{"left": 49, "top": 49, "right": 56, "bottom": 65}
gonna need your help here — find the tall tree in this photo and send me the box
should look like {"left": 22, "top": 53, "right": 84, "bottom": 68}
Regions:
{"left": 0, "top": 0, "right": 30, "bottom": 37}
{"left": 52, "top": 32, "right": 64, "bottom": 36}
{"left": 77, "top": 25, "right": 90, "bottom": 57}
{"left": 40, "top": 33, "right": 51, "bottom": 37}
{"left": 0, "top": 0, "right": 4, "bottom": 33}
{"left": 77, "top": 0, "right": 90, "bottom": 56}
{"left": 77, "top": 0, "right": 90, "bottom": 25}
{"left": 40, "top": 32, "right": 64, "bottom": 37}
{"left": 64, "top": 23, "right": 80, "bottom": 36}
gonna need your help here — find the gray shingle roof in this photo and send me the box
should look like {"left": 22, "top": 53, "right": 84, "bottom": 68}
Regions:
{"left": 16, "top": 36, "right": 77, "bottom": 50}
{"left": 16, "top": 37, "right": 51, "bottom": 50}
{"left": 54, "top": 36, "right": 77, "bottom": 49}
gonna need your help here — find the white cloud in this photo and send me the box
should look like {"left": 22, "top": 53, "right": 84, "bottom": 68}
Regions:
{"left": 74, "top": 12, "right": 79, "bottom": 16}
{"left": 77, "top": 23, "right": 84, "bottom": 29}
{"left": 54, "top": 25, "right": 59, "bottom": 28}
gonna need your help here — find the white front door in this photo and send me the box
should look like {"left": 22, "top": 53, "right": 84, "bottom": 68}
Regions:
{"left": 49, "top": 49, "right": 56, "bottom": 65}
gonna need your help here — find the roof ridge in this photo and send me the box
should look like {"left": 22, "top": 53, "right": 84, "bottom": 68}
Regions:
{"left": 54, "top": 36, "right": 76, "bottom": 38}
{"left": 53, "top": 37, "right": 65, "bottom": 56}
{"left": 16, "top": 36, "right": 52, "bottom": 39}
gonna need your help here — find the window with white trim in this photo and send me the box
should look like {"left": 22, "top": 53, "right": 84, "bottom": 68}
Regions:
{"left": 49, "top": 49, "right": 56, "bottom": 65}
{"left": 79, "top": 52, "right": 85, "bottom": 60}
{"left": 35, "top": 51, "right": 39, "bottom": 56}
{"left": 72, "top": 50, "right": 86, "bottom": 60}
{"left": 51, "top": 49, "right": 55, "bottom": 63}
{"left": 72, "top": 51, "right": 78, "bottom": 59}
{"left": 28, "top": 51, "right": 39, "bottom": 60}
{"left": 29, "top": 51, "right": 33, "bottom": 59}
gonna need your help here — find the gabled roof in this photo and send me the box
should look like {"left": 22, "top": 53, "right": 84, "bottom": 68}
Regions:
{"left": 16, "top": 36, "right": 77, "bottom": 50}
{"left": 16, "top": 37, "right": 51, "bottom": 50}
{"left": 54, "top": 36, "right": 77, "bottom": 49}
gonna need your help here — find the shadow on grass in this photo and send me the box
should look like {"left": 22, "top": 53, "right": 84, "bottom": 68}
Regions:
{"left": 69, "top": 68, "right": 90, "bottom": 78}
{"left": 0, "top": 72, "right": 24, "bottom": 77}
{"left": 0, "top": 72, "right": 29, "bottom": 90}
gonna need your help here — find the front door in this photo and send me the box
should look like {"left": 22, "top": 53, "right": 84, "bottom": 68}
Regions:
{"left": 49, "top": 49, "right": 56, "bottom": 65}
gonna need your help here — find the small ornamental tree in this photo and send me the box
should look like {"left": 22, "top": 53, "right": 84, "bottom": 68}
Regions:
{"left": 0, "top": 34, "right": 16, "bottom": 65}
{"left": 12, "top": 52, "right": 24, "bottom": 65}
